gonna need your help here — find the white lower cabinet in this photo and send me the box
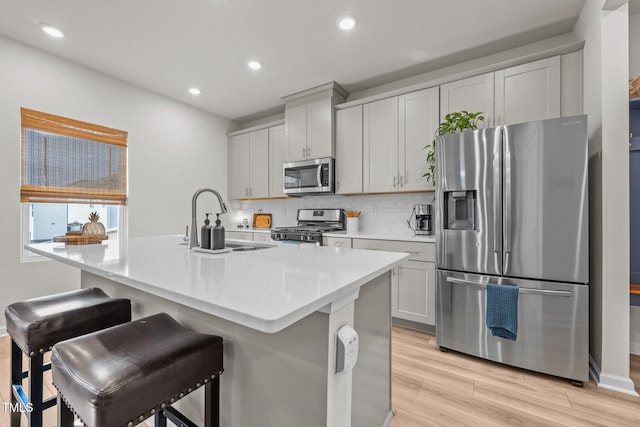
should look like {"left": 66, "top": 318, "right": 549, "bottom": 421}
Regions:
{"left": 226, "top": 231, "right": 272, "bottom": 242}
{"left": 394, "top": 260, "right": 436, "bottom": 325}
{"left": 350, "top": 238, "right": 435, "bottom": 326}
{"left": 252, "top": 233, "right": 272, "bottom": 243}
{"left": 322, "top": 236, "right": 353, "bottom": 248}
{"left": 226, "top": 231, "right": 253, "bottom": 241}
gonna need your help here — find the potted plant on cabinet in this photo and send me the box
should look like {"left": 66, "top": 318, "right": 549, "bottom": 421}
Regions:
{"left": 424, "top": 110, "right": 484, "bottom": 186}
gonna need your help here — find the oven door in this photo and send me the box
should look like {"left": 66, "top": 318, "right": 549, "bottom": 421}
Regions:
{"left": 283, "top": 157, "right": 334, "bottom": 195}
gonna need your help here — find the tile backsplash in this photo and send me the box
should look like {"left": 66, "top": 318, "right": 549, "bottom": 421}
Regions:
{"left": 226, "top": 192, "right": 435, "bottom": 235}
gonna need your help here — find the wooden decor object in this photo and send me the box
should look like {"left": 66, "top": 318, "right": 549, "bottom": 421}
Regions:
{"left": 53, "top": 234, "right": 108, "bottom": 245}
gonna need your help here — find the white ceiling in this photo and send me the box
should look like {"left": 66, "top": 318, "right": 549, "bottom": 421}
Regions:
{"left": 0, "top": 0, "right": 587, "bottom": 122}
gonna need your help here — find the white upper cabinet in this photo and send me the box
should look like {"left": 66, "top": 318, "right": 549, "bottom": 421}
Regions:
{"left": 228, "top": 128, "right": 269, "bottom": 199}
{"left": 363, "top": 97, "right": 399, "bottom": 193}
{"left": 283, "top": 82, "right": 347, "bottom": 162}
{"left": 560, "top": 51, "right": 583, "bottom": 117}
{"left": 284, "top": 98, "right": 334, "bottom": 161}
{"left": 363, "top": 87, "right": 439, "bottom": 193}
{"left": 284, "top": 104, "right": 308, "bottom": 161}
{"left": 268, "top": 124, "right": 286, "bottom": 198}
{"left": 228, "top": 133, "right": 250, "bottom": 200}
{"left": 335, "top": 105, "right": 363, "bottom": 194}
{"left": 398, "top": 87, "right": 439, "bottom": 192}
{"left": 440, "top": 72, "right": 495, "bottom": 127}
{"left": 306, "top": 97, "right": 333, "bottom": 159}
{"left": 248, "top": 129, "right": 269, "bottom": 198}
{"left": 494, "top": 56, "right": 561, "bottom": 125}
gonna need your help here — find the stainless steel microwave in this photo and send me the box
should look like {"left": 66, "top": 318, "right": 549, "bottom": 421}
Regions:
{"left": 283, "top": 157, "right": 334, "bottom": 196}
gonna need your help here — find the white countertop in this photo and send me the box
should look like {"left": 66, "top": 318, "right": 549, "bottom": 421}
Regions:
{"left": 226, "top": 227, "right": 271, "bottom": 234}
{"left": 26, "top": 236, "right": 408, "bottom": 334}
{"left": 324, "top": 231, "right": 436, "bottom": 243}
{"left": 227, "top": 227, "right": 436, "bottom": 243}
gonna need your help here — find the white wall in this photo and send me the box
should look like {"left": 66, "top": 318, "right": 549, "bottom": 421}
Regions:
{"left": 0, "top": 36, "right": 231, "bottom": 330}
{"left": 574, "top": 1, "right": 634, "bottom": 394}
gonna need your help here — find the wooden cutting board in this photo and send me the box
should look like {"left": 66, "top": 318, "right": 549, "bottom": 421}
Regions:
{"left": 252, "top": 213, "right": 272, "bottom": 228}
{"left": 53, "top": 233, "right": 108, "bottom": 245}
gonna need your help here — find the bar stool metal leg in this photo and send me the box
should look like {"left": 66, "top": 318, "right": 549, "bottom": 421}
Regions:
{"left": 154, "top": 411, "right": 168, "bottom": 427}
{"left": 10, "top": 341, "right": 56, "bottom": 427}
{"left": 27, "top": 352, "right": 44, "bottom": 427}
{"left": 205, "top": 376, "right": 220, "bottom": 427}
{"left": 10, "top": 341, "right": 22, "bottom": 427}
{"left": 57, "top": 395, "right": 74, "bottom": 426}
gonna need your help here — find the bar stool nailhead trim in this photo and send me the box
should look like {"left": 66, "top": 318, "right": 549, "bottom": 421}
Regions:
{"left": 52, "top": 313, "right": 223, "bottom": 427}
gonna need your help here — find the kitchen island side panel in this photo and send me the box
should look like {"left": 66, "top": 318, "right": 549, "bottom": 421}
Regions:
{"left": 352, "top": 271, "right": 393, "bottom": 427}
{"left": 82, "top": 269, "right": 393, "bottom": 427}
{"left": 81, "top": 271, "right": 330, "bottom": 427}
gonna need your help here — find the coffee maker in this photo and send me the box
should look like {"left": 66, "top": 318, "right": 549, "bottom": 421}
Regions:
{"left": 407, "top": 204, "right": 433, "bottom": 235}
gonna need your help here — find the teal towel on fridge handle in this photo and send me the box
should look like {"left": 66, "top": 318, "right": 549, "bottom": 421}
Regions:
{"left": 485, "top": 283, "right": 519, "bottom": 341}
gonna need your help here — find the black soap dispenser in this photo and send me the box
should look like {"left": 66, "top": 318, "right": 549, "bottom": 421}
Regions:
{"left": 212, "top": 213, "right": 225, "bottom": 250}
{"left": 201, "top": 213, "right": 212, "bottom": 249}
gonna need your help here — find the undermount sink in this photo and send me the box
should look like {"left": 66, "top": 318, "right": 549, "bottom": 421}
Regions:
{"left": 181, "top": 238, "right": 276, "bottom": 251}
{"left": 225, "top": 242, "right": 274, "bottom": 251}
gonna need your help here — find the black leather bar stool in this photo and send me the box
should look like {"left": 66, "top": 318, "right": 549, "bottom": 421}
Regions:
{"left": 52, "top": 313, "right": 224, "bottom": 427}
{"left": 4, "top": 287, "right": 131, "bottom": 427}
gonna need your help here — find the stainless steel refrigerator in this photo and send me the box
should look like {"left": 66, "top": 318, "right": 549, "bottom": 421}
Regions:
{"left": 435, "top": 115, "right": 589, "bottom": 382}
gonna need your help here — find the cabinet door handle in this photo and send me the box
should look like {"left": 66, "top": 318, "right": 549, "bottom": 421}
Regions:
{"left": 306, "top": 147, "right": 311, "bottom": 158}
{"left": 399, "top": 174, "right": 404, "bottom": 187}
{"left": 302, "top": 147, "right": 306, "bottom": 158}
{"left": 393, "top": 176, "right": 397, "bottom": 188}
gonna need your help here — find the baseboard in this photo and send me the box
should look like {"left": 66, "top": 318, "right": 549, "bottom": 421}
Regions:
{"left": 382, "top": 410, "right": 393, "bottom": 427}
{"left": 391, "top": 318, "right": 435, "bottom": 335}
{"left": 589, "top": 354, "right": 638, "bottom": 396}
{"left": 630, "top": 305, "right": 640, "bottom": 354}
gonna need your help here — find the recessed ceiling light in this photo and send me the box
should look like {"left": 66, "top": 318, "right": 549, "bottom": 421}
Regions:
{"left": 188, "top": 88, "right": 201, "bottom": 95}
{"left": 337, "top": 16, "right": 357, "bottom": 31}
{"left": 247, "top": 60, "right": 262, "bottom": 71}
{"left": 41, "top": 25, "right": 65, "bottom": 39}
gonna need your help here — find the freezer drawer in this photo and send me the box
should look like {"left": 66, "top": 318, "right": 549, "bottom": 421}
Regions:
{"left": 436, "top": 270, "right": 589, "bottom": 381}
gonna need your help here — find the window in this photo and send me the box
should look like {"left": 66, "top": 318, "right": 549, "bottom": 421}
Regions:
{"left": 20, "top": 108, "right": 128, "bottom": 260}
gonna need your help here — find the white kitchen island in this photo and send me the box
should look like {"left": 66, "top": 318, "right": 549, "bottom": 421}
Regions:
{"left": 26, "top": 235, "right": 408, "bottom": 427}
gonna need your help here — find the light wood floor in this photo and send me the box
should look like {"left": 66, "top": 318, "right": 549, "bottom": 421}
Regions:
{"left": 389, "top": 326, "right": 640, "bottom": 427}
{"left": 1, "top": 329, "right": 638, "bottom": 426}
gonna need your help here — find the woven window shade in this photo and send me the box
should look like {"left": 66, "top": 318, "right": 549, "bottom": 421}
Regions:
{"left": 20, "top": 108, "right": 128, "bottom": 205}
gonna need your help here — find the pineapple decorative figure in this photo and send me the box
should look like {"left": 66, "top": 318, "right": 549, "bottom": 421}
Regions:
{"left": 82, "top": 211, "right": 106, "bottom": 236}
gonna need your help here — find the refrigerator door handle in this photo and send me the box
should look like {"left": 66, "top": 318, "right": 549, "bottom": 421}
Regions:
{"left": 446, "top": 277, "right": 572, "bottom": 297}
{"left": 493, "top": 129, "right": 502, "bottom": 271}
{"left": 503, "top": 128, "right": 513, "bottom": 274}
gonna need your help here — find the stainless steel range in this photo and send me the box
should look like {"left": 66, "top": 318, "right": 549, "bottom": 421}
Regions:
{"left": 271, "top": 209, "right": 345, "bottom": 244}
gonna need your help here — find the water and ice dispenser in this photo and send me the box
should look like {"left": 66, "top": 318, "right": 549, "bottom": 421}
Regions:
{"left": 443, "top": 190, "right": 476, "bottom": 230}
